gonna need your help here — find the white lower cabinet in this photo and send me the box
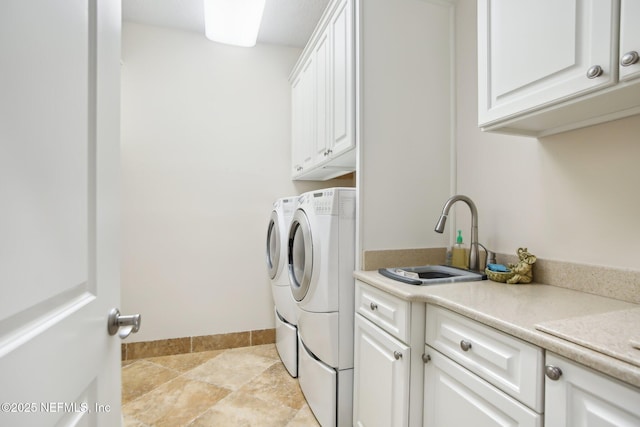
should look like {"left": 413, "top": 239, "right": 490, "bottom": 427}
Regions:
{"left": 544, "top": 353, "right": 640, "bottom": 427}
{"left": 353, "top": 282, "right": 640, "bottom": 427}
{"left": 353, "top": 280, "right": 425, "bottom": 427}
{"left": 423, "top": 347, "right": 542, "bottom": 427}
{"left": 353, "top": 315, "right": 410, "bottom": 427}
{"left": 423, "top": 304, "right": 543, "bottom": 427}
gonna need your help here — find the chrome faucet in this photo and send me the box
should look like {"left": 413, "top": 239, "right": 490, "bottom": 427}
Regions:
{"left": 434, "top": 195, "right": 480, "bottom": 271}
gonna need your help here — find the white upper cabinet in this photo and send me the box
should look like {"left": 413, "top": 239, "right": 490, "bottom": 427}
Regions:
{"left": 619, "top": 0, "right": 640, "bottom": 82}
{"left": 290, "top": 0, "right": 355, "bottom": 181}
{"left": 478, "top": 0, "right": 640, "bottom": 137}
{"left": 329, "top": 0, "right": 354, "bottom": 160}
{"left": 291, "top": 55, "right": 316, "bottom": 177}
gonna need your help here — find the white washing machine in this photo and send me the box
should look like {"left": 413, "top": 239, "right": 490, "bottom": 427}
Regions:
{"left": 266, "top": 196, "right": 299, "bottom": 377}
{"left": 288, "top": 187, "right": 356, "bottom": 427}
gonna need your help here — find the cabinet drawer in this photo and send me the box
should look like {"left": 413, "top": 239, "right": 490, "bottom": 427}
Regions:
{"left": 426, "top": 305, "right": 543, "bottom": 412}
{"left": 355, "top": 280, "right": 410, "bottom": 342}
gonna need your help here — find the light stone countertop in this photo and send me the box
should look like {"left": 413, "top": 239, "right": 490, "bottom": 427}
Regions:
{"left": 354, "top": 270, "right": 640, "bottom": 388}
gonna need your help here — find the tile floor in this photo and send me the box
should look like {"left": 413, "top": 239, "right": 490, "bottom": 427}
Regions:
{"left": 122, "top": 344, "right": 321, "bottom": 427}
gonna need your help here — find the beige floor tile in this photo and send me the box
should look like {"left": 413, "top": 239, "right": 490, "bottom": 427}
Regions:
{"left": 227, "top": 343, "right": 280, "bottom": 361}
{"left": 146, "top": 350, "right": 224, "bottom": 372}
{"left": 286, "top": 404, "right": 321, "bottom": 427}
{"left": 122, "top": 416, "right": 148, "bottom": 427}
{"left": 121, "top": 344, "right": 321, "bottom": 427}
{"left": 183, "top": 348, "right": 277, "bottom": 390}
{"left": 121, "top": 360, "right": 181, "bottom": 404}
{"left": 239, "top": 363, "right": 307, "bottom": 410}
{"left": 123, "top": 376, "right": 230, "bottom": 427}
{"left": 187, "top": 391, "right": 297, "bottom": 427}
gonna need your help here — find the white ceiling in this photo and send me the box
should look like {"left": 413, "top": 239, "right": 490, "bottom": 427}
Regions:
{"left": 122, "top": 0, "right": 330, "bottom": 48}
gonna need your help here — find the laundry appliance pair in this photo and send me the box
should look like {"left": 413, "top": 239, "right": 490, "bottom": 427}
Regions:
{"left": 266, "top": 187, "right": 356, "bottom": 427}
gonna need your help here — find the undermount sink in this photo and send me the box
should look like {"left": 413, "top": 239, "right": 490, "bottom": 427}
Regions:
{"left": 378, "top": 265, "right": 487, "bottom": 285}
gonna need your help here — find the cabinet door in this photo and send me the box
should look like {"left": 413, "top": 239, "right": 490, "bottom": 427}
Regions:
{"left": 423, "top": 348, "right": 542, "bottom": 427}
{"left": 478, "top": 0, "right": 618, "bottom": 126}
{"left": 619, "top": 0, "right": 640, "bottom": 82}
{"left": 353, "top": 315, "right": 410, "bottom": 427}
{"left": 545, "top": 353, "right": 640, "bottom": 427}
{"left": 291, "top": 55, "right": 316, "bottom": 177}
{"left": 291, "top": 73, "right": 304, "bottom": 176}
{"left": 330, "top": 0, "right": 354, "bottom": 156}
{"left": 314, "top": 28, "right": 332, "bottom": 165}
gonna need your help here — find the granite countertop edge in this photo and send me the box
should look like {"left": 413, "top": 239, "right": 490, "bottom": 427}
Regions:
{"left": 354, "top": 270, "right": 640, "bottom": 389}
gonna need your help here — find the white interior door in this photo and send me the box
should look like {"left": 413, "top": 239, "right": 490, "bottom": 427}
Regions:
{"left": 0, "top": 0, "right": 122, "bottom": 426}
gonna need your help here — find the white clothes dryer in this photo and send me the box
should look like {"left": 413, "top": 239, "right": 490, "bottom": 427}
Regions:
{"left": 287, "top": 187, "right": 356, "bottom": 427}
{"left": 266, "top": 195, "right": 299, "bottom": 377}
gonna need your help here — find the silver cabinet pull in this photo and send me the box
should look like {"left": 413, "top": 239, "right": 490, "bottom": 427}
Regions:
{"left": 545, "top": 365, "right": 563, "bottom": 381}
{"left": 393, "top": 351, "right": 403, "bottom": 360}
{"left": 460, "top": 340, "right": 472, "bottom": 352}
{"left": 108, "top": 308, "right": 141, "bottom": 339}
{"left": 621, "top": 51, "right": 639, "bottom": 67}
{"left": 370, "top": 302, "right": 378, "bottom": 311}
{"left": 586, "top": 65, "right": 603, "bottom": 79}
{"left": 422, "top": 353, "right": 432, "bottom": 363}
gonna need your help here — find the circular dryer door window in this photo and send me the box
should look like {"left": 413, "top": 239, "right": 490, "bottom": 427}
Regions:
{"left": 266, "top": 211, "right": 280, "bottom": 280}
{"left": 288, "top": 209, "right": 313, "bottom": 302}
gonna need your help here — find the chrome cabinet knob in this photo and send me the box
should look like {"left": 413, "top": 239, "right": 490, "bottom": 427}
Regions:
{"left": 460, "top": 340, "right": 472, "bottom": 352}
{"left": 621, "top": 51, "right": 639, "bottom": 67}
{"left": 393, "top": 351, "right": 403, "bottom": 360}
{"left": 108, "top": 308, "right": 141, "bottom": 339}
{"left": 370, "top": 302, "right": 378, "bottom": 311}
{"left": 586, "top": 65, "right": 603, "bottom": 79}
{"left": 545, "top": 365, "right": 563, "bottom": 381}
{"left": 422, "top": 353, "right": 432, "bottom": 363}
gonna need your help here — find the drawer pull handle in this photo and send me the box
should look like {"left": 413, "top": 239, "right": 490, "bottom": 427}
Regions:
{"left": 621, "top": 51, "right": 639, "bottom": 67}
{"left": 393, "top": 351, "right": 402, "bottom": 360}
{"left": 370, "top": 302, "right": 378, "bottom": 311}
{"left": 586, "top": 65, "right": 603, "bottom": 79}
{"left": 460, "top": 340, "right": 472, "bottom": 352}
{"left": 422, "top": 353, "right": 431, "bottom": 363}
{"left": 545, "top": 365, "right": 563, "bottom": 381}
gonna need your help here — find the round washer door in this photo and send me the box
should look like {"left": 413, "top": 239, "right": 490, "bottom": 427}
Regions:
{"left": 288, "top": 208, "right": 313, "bottom": 302}
{"left": 265, "top": 210, "right": 280, "bottom": 280}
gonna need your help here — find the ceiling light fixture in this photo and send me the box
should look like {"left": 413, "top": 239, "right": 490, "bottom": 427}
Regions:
{"left": 203, "top": 0, "right": 266, "bottom": 47}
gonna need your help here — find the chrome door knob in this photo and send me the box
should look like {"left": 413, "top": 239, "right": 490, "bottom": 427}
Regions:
{"left": 108, "top": 308, "right": 141, "bottom": 339}
{"left": 621, "top": 51, "right": 639, "bottom": 67}
{"left": 586, "top": 65, "right": 603, "bottom": 79}
{"left": 545, "top": 365, "right": 563, "bottom": 381}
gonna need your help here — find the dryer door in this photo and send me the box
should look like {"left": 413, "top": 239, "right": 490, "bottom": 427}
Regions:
{"left": 288, "top": 208, "right": 313, "bottom": 302}
{"left": 266, "top": 210, "right": 280, "bottom": 279}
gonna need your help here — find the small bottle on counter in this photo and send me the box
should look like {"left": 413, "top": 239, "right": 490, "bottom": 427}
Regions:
{"left": 451, "top": 230, "right": 469, "bottom": 269}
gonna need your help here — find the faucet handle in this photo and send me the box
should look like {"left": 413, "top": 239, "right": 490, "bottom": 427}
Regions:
{"left": 477, "top": 243, "right": 496, "bottom": 269}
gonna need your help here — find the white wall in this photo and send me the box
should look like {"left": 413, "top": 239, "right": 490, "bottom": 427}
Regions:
{"left": 455, "top": 0, "right": 640, "bottom": 271}
{"left": 121, "top": 23, "right": 353, "bottom": 342}
{"left": 358, "top": 0, "right": 453, "bottom": 257}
